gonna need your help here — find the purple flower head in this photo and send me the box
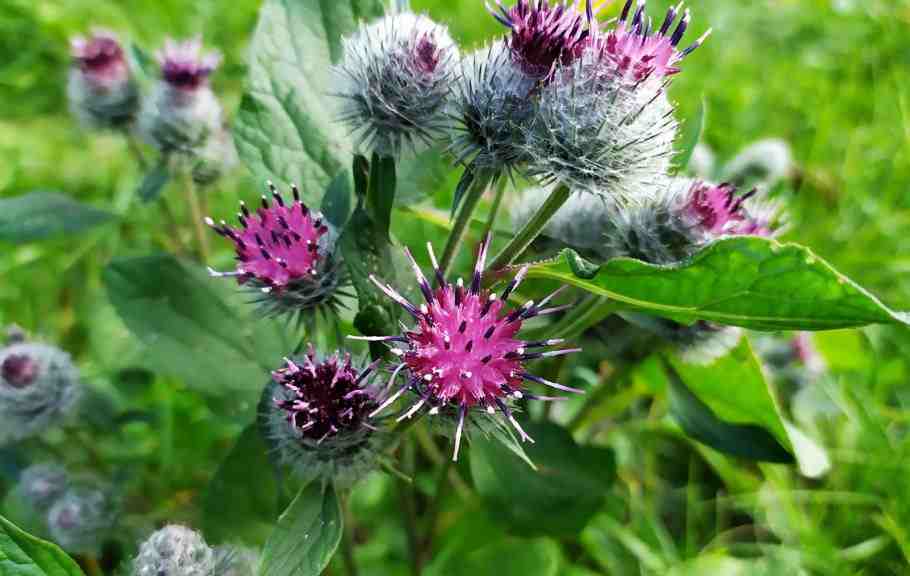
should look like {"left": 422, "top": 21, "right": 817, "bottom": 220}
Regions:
{"left": 157, "top": 37, "right": 221, "bottom": 91}
{"left": 360, "top": 235, "right": 582, "bottom": 461}
{"left": 2, "top": 354, "right": 38, "bottom": 389}
{"left": 685, "top": 181, "right": 775, "bottom": 237}
{"left": 70, "top": 30, "right": 130, "bottom": 89}
{"left": 206, "top": 182, "right": 345, "bottom": 318}
{"left": 488, "top": 0, "right": 598, "bottom": 79}
{"left": 592, "top": 0, "right": 711, "bottom": 82}
{"left": 273, "top": 346, "right": 380, "bottom": 444}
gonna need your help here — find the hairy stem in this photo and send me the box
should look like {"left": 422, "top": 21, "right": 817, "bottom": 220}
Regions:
{"left": 483, "top": 176, "right": 509, "bottom": 237}
{"left": 440, "top": 169, "right": 497, "bottom": 277}
{"left": 487, "top": 183, "right": 571, "bottom": 271}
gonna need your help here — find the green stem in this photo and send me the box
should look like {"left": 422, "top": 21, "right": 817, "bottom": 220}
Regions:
{"left": 340, "top": 495, "right": 359, "bottom": 576}
{"left": 419, "top": 449, "right": 454, "bottom": 561}
{"left": 440, "top": 169, "right": 497, "bottom": 277}
{"left": 487, "top": 183, "right": 571, "bottom": 271}
{"left": 483, "top": 176, "right": 508, "bottom": 237}
{"left": 126, "top": 135, "right": 148, "bottom": 171}
{"left": 182, "top": 172, "right": 209, "bottom": 261}
{"left": 569, "top": 363, "right": 633, "bottom": 432}
{"left": 397, "top": 438, "right": 421, "bottom": 576}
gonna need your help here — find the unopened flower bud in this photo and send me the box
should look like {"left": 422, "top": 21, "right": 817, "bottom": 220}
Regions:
{"left": 334, "top": 12, "right": 458, "bottom": 157}
{"left": 139, "top": 37, "right": 224, "bottom": 155}
{"left": 16, "top": 463, "right": 69, "bottom": 511}
{"left": 47, "top": 480, "right": 119, "bottom": 554}
{"left": 68, "top": 29, "right": 139, "bottom": 130}
{"left": 721, "top": 138, "right": 794, "bottom": 190}
{"left": 132, "top": 525, "right": 215, "bottom": 576}
{"left": 0, "top": 343, "right": 81, "bottom": 446}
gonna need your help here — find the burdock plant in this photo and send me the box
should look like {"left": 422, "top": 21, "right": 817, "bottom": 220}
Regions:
{"left": 68, "top": 29, "right": 140, "bottom": 130}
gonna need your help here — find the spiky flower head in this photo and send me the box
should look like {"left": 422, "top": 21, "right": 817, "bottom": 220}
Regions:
{"left": 591, "top": 0, "right": 711, "bottom": 83}
{"left": 264, "top": 347, "right": 385, "bottom": 485}
{"left": 139, "top": 37, "right": 224, "bottom": 155}
{"left": 132, "top": 525, "right": 215, "bottom": 576}
{"left": 47, "top": 480, "right": 119, "bottom": 554}
{"left": 487, "top": 0, "right": 598, "bottom": 79}
{"left": 68, "top": 29, "right": 139, "bottom": 129}
{"left": 16, "top": 463, "right": 70, "bottom": 511}
{"left": 362, "top": 235, "right": 581, "bottom": 461}
{"left": 523, "top": 51, "right": 677, "bottom": 198}
{"left": 206, "top": 182, "right": 346, "bottom": 319}
{"left": 449, "top": 42, "right": 537, "bottom": 173}
{"left": 0, "top": 342, "right": 81, "bottom": 446}
{"left": 334, "top": 12, "right": 459, "bottom": 157}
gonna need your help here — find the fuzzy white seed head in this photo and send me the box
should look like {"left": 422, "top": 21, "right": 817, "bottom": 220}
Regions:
{"left": 133, "top": 525, "right": 215, "bottom": 576}
{"left": 449, "top": 41, "right": 537, "bottom": 173}
{"left": 0, "top": 343, "right": 81, "bottom": 446}
{"left": 47, "top": 481, "right": 119, "bottom": 555}
{"left": 523, "top": 54, "right": 677, "bottom": 199}
{"left": 334, "top": 12, "right": 459, "bottom": 157}
{"left": 721, "top": 138, "right": 794, "bottom": 190}
{"left": 16, "top": 463, "right": 69, "bottom": 511}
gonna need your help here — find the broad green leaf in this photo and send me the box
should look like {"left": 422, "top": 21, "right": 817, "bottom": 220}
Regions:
{"left": 260, "top": 482, "right": 343, "bottom": 576}
{"left": 137, "top": 160, "right": 170, "bottom": 203}
{"left": 0, "top": 515, "right": 85, "bottom": 576}
{"left": 103, "top": 255, "right": 287, "bottom": 405}
{"left": 470, "top": 421, "right": 615, "bottom": 537}
{"left": 436, "top": 539, "right": 562, "bottom": 576}
{"left": 676, "top": 96, "right": 706, "bottom": 172}
{"left": 524, "top": 239, "right": 909, "bottom": 331}
{"left": 0, "top": 192, "right": 114, "bottom": 244}
{"left": 663, "top": 342, "right": 794, "bottom": 463}
{"left": 202, "top": 425, "right": 278, "bottom": 546}
{"left": 320, "top": 171, "right": 353, "bottom": 228}
{"left": 396, "top": 148, "right": 450, "bottom": 205}
{"left": 233, "top": 0, "right": 384, "bottom": 205}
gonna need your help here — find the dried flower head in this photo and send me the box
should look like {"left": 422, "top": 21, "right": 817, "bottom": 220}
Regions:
{"left": 47, "top": 481, "right": 119, "bottom": 554}
{"left": 591, "top": 0, "right": 711, "bottom": 83}
{"left": 16, "top": 464, "right": 70, "bottom": 511}
{"left": 68, "top": 29, "right": 139, "bottom": 129}
{"left": 206, "top": 182, "right": 346, "bottom": 319}
{"left": 132, "top": 525, "right": 215, "bottom": 576}
{"left": 488, "top": 0, "right": 598, "bottom": 79}
{"left": 264, "top": 347, "right": 385, "bottom": 485}
{"left": 0, "top": 343, "right": 81, "bottom": 446}
{"left": 334, "top": 12, "right": 459, "bottom": 156}
{"left": 449, "top": 42, "right": 537, "bottom": 173}
{"left": 139, "top": 37, "right": 224, "bottom": 155}
{"left": 360, "top": 235, "right": 582, "bottom": 461}
{"left": 523, "top": 53, "right": 677, "bottom": 198}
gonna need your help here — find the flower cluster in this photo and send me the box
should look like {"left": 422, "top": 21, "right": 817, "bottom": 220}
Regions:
{"left": 334, "top": 11, "right": 459, "bottom": 156}
{"left": 263, "top": 347, "right": 385, "bottom": 484}
{"left": 206, "top": 182, "right": 346, "bottom": 319}
{"left": 359, "top": 235, "right": 581, "bottom": 461}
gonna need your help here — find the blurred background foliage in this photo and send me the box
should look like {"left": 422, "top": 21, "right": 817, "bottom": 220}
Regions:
{"left": 2, "top": 0, "right": 910, "bottom": 574}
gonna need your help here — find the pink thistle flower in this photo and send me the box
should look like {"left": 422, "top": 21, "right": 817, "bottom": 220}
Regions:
{"left": 1, "top": 354, "right": 38, "bottom": 389}
{"left": 70, "top": 30, "right": 130, "bottom": 90}
{"left": 272, "top": 347, "right": 380, "bottom": 444}
{"left": 488, "top": 0, "right": 599, "bottom": 78}
{"left": 685, "top": 181, "right": 775, "bottom": 237}
{"left": 157, "top": 37, "right": 221, "bottom": 91}
{"left": 206, "top": 182, "right": 346, "bottom": 317}
{"left": 593, "top": 0, "right": 711, "bottom": 82}
{"left": 359, "top": 235, "right": 582, "bottom": 461}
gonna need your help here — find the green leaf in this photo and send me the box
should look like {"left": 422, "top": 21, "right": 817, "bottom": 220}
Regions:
{"left": 470, "top": 421, "right": 615, "bottom": 537}
{"left": 103, "top": 254, "right": 286, "bottom": 406}
{"left": 137, "top": 160, "right": 170, "bottom": 203}
{"left": 525, "top": 238, "right": 909, "bottom": 331}
{"left": 396, "top": 148, "right": 450, "bottom": 205}
{"left": 663, "top": 345, "right": 794, "bottom": 463}
{"left": 232, "top": 0, "right": 384, "bottom": 205}
{"left": 202, "top": 425, "right": 278, "bottom": 546}
{"left": 676, "top": 96, "right": 706, "bottom": 172}
{"left": 0, "top": 514, "right": 85, "bottom": 576}
{"left": 260, "top": 482, "right": 343, "bottom": 576}
{"left": 0, "top": 192, "right": 114, "bottom": 244}
{"left": 440, "top": 539, "right": 562, "bottom": 576}
{"left": 320, "top": 171, "right": 353, "bottom": 228}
